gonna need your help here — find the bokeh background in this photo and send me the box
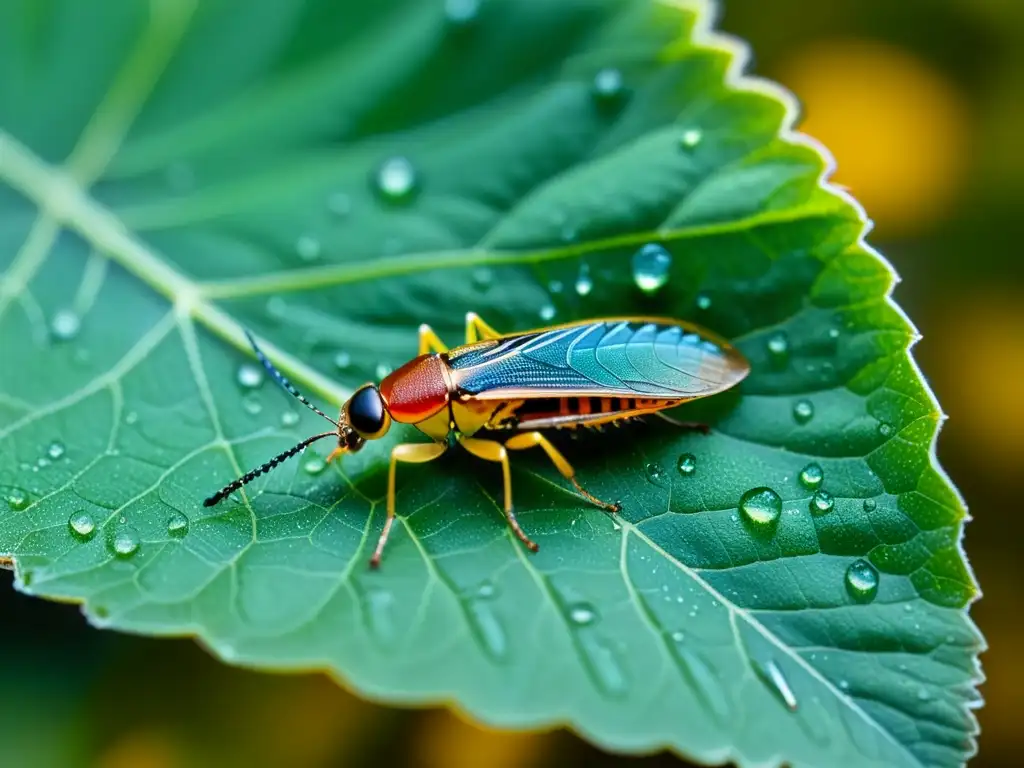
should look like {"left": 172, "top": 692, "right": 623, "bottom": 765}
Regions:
{"left": 1, "top": 0, "right": 1015, "bottom": 765}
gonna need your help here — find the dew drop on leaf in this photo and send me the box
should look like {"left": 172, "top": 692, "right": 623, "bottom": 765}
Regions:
{"left": 766, "top": 331, "right": 790, "bottom": 365}
{"left": 68, "top": 511, "right": 95, "bottom": 538}
{"left": 280, "top": 411, "right": 299, "bottom": 427}
{"left": 810, "top": 489, "right": 834, "bottom": 516}
{"left": 845, "top": 559, "right": 879, "bottom": 603}
{"left": 644, "top": 461, "right": 665, "bottom": 485}
{"left": 46, "top": 441, "right": 65, "bottom": 460}
{"left": 50, "top": 309, "right": 81, "bottom": 341}
{"left": 333, "top": 351, "right": 351, "bottom": 370}
{"left": 167, "top": 512, "right": 189, "bottom": 536}
{"left": 591, "top": 67, "right": 624, "bottom": 102}
{"left": 863, "top": 498, "right": 877, "bottom": 513}
{"left": 574, "top": 263, "right": 593, "bottom": 296}
{"left": 471, "top": 267, "right": 493, "bottom": 292}
{"left": 375, "top": 156, "right": 418, "bottom": 202}
{"left": 241, "top": 394, "right": 262, "bottom": 415}
{"left": 295, "top": 234, "right": 322, "bottom": 261}
{"left": 792, "top": 399, "right": 815, "bottom": 424}
{"left": 365, "top": 588, "right": 396, "bottom": 644}
{"left": 112, "top": 528, "right": 140, "bottom": 557}
{"left": 758, "top": 659, "right": 798, "bottom": 711}
{"left": 567, "top": 603, "right": 597, "bottom": 626}
{"left": 631, "top": 244, "right": 672, "bottom": 293}
{"left": 476, "top": 581, "right": 496, "bottom": 599}
{"left": 798, "top": 462, "right": 823, "bottom": 490}
{"left": 696, "top": 292, "right": 712, "bottom": 310}
{"left": 538, "top": 304, "right": 556, "bottom": 322}
{"left": 5, "top": 487, "right": 30, "bottom": 511}
{"left": 236, "top": 364, "right": 264, "bottom": 390}
{"left": 878, "top": 421, "right": 894, "bottom": 438}
{"left": 739, "top": 487, "right": 781, "bottom": 528}
{"left": 679, "top": 128, "right": 703, "bottom": 149}
{"left": 125, "top": 411, "right": 139, "bottom": 425}
{"left": 303, "top": 455, "right": 326, "bottom": 475}
{"left": 677, "top": 453, "right": 697, "bottom": 476}
{"left": 465, "top": 594, "right": 507, "bottom": 661}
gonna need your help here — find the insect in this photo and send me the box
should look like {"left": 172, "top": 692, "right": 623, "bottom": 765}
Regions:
{"left": 205, "top": 313, "right": 750, "bottom": 567}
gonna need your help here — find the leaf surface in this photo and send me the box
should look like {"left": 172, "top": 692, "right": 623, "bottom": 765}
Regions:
{"left": 0, "top": 1, "right": 982, "bottom": 765}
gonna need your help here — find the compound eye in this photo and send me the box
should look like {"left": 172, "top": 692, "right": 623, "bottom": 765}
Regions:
{"left": 347, "top": 385, "right": 389, "bottom": 438}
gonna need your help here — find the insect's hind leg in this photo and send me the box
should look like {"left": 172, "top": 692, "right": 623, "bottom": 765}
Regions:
{"left": 459, "top": 436, "right": 539, "bottom": 553}
{"left": 371, "top": 441, "right": 448, "bottom": 568}
{"left": 465, "top": 312, "right": 502, "bottom": 343}
{"left": 503, "top": 431, "right": 620, "bottom": 513}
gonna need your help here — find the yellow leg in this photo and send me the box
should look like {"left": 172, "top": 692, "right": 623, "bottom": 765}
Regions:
{"left": 418, "top": 324, "right": 448, "bottom": 355}
{"left": 325, "top": 445, "right": 345, "bottom": 464}
{"left": 371, "top": 441, "right": 448, "bottom": 568}
{"left": 465, "top": 311, "right": 502, "bottom": 343}
{"left": 459, "top": 436, "right": 539, "bottom": 552}
{"left": 504, "top": 431, "right": 620, "bottom": 512}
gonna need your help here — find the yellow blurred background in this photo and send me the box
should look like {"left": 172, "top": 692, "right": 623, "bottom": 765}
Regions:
{"left": 2, "top": 1, "right": 1017, "bottom": 766}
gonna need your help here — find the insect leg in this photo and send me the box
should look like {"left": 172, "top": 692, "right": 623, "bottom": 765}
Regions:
{"left": 418, "top": 324, "right": 449, "bottom": 355}
{"left": 504, "top": 432, "right": 620, "bottom": 513}
{"left": 464, "top": 312, "right": 502, "bottom": 343}
{"left": 371, "top": 441, "right": 448, "bottom": 568}
{"left": 459, "top": 436, "right": 539, "bottom": 553}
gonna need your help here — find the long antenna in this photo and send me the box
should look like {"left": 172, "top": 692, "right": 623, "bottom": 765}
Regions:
{"left": 244, "top": 329, "right": 338, "bottom": 426}
{"left": 203, "top": 431, "right": 336, "bottom": 507}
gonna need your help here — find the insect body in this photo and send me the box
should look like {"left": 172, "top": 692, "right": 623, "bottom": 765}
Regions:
{"left": 205, "top": 313, "right": 750, "bottom": 567}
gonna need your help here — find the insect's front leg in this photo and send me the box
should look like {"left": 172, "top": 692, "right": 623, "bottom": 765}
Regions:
{"left": 371, "top": 441, "right": 447, "bottom": 568}
{"left": 418, "top": 324, "right": 449, "bottom": 355}
{"left": 459, "top": 436, "right": 539, "bottom": 553}
{"left": 464, "top": 312, "right": 502, "bottom": 344}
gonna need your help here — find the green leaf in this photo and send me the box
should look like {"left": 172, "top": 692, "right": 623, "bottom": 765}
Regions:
{"left": 0, "top": 1, "right": 983, "bottom": 766}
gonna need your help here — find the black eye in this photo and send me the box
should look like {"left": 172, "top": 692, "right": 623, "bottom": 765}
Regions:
{"left": 348, "top": 386, "right": 387, "bottom": 437}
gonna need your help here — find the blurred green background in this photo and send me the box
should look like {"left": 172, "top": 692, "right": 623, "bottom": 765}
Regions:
{"left": 1, "top": 0, "right": 1012, "bottom": 765}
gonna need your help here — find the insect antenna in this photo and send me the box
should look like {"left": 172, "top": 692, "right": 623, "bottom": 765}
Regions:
{"left": 244, "top": 329, "right": 338, "bottom": 427}
{"left": 204, "top": 430, "right": 336, "bottom": 507}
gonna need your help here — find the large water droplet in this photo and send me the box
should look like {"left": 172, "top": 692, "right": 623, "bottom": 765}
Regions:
{"left": 845, "top": 559, "right": 879, "bottom": 603}
{"left": 5, "top": 487, "right": 30, "bottom": 511}
{"left": 295, "top": 234, "right": 322, "bottom": 261}
{"left": 792, "top": 399, "right": 815, "bottom": 424}
{"left": 759, "top": 659, "right": 799, "bottom": 711}
{"left": 810, "top": 489, "right": 835, "bottom": 516}
{"left": 767, "top": 331, "right": 790, "bottom": 366}
{"left": 304, "top": 455, "right": 326, "bottom": 475}
{"left": 47, "top": 441, "right": 66, "bottom": 461}
{"left": 645, "top": 461, "right": 667, "bottom": 486}
{"left": 236, "top": 364, "right": 264, "bottom": 390}
{"left": 677, "top": 453, "right": 697, "bottom": 476}
{"left": 333, "top": 351, "right": 351, "bottom": 371}
{"left": 631, "top": 244, "right": 672, "bottom": 293}
{"left": 574, "top": 264, "right": 593, "bottom": 296}
{"left": 167, "top": 512, "right": 189, "bottom": 536}
{"left": 50, "top": 310, "right": 81, "bottom": 341}
{"left": 567, "top": 602, "right": 598, "bottom": 626}
{"left": 798, "top": 462, "right": 823, "bottom": 490}
{"left": 739, "top": 487, "right": 782, "bottom": 528}
{"left": 538, "top": 304, "right": 556, "bottom": 322}
{"left": 112, "top": 528, "right": 140, "bottom": 557}
{"left": 69, "top": 511, "right": 96, "bottom": 538}
{"left": 375, "top": 156, "right": 418, "bottom": 202}
{"left": 679, "top": 128, "right": 703, "bottom": 149}
{"left": 591, "top": 67, "right": 625, "bottom": 102}
{"left": 863, "top": 498, "right": 877, "bottom": 513}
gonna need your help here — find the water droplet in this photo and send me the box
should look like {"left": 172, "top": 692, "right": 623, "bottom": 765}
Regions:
{"left": 375, "top": 362, "right": 392, "bottom": 380}
{"left": 631, "top": 243, "right": 672, "bottom": 293}
{"left": 845, "top": 559, "right": 879, "bottom": 603}
{"left": 574, "top": 264, "right": 593, "bottom": 296}
{"left": 236, "top": 364, "right": 264, "bottom": 390}
{"left": 295, "top": 234, "right": 321, "bottom": 261}
{"left": 280, "top": 411, "right": 299, "bottom": 427}
{"left": 798, "top": 462, "right": 823, "bottom": 490}
{"left": 793, "top": 399, "right": 815, "bottom": 424}
{"left": 645, "top": 461, "right": 666, "bottom": 485}
{"left": 828, "top": 327, "right": 841, "bottom": 340}
{"left": 50, "top": 310, "right": 81, "bottom": 341}
{"left": 759, "top": 659, "right": 799, "bottom": 711}
{"left": 466, "top": 595, "right": 507, "bottom": 661}
{"left": 112, "top": 528, "right": 140, "bottom": 557}
{"left": 838, "top": 679, "right": 850, "bottom": 691}
{"left": 333, "top": 351, "right": 351, "bottom": 370}
{"left": 304, "top": 455, "right": 326, "bottom": 475}
{"left": 167, "top": 512, "right": 189, "bottom": 536}
{"left": 326, "top": 192, "right": 351, "bottom": 217}
{"left": 917, "top": 688, "right": 931, "bottom": 702}
{"left": 739, "top": 487, "right": 782, "bottom": 528}
{"left": 365, "top": 588, "right": 396, "bottom": 644}
{"left": 591, "top": 67, "right": 624, "bottom": 102}
{"left": 241, "top": 394, "right": 262, "bottom": 415}
{"left": 878, "top": 421, "right": 894, "bottom": 438}
{"left": 679, "top": 128, "right": 703, "bottom": 149}
{"left": 810, "top": 489, "right": 834, "bottom": 516}
{"left": 548, "top": 279, "right": 563, "bottom": 294}
{"left": 766, "top": 331, "right": 790, "bottom": 365}
{"left": 125, "top": 411, "right": 139, "bottom": 425}
{"left": 5, "top": 487, "right": 30, "bottom": 511}
{"left": 444, "top": 0, "right": 480, "bottom": 25}
{"left": 863, "top": 498, "right": 877, "bottom": 513}
{"left": 567, "top": 603, "right": 597, "bottom": 626}
{"left": 471, "top": 267, "right": 494, "bottom": 292}
{"left": 677, "top": 453, "right": 697, "bottom": 476}
{"left": 68, "top": 511, "right": 95, "bottom": 538}
{"left": 671, "top": 630, "right": 685, "bottom": 642}
{"left": 696, "top": 293, "right": 712, "bottom": 310}
{"left": 477, "top": 581, "right": 496, "bottom": 599}
{"left": 375, "top": 156, "right": 418, "bottom": 202}
{"left": 266, "top": 296, "right": 287, "bottom": 321}
{"left": 46, "top": 441, "right": 65, "bottom": 460}
{"left": 538, "top": 304, "right": 556, "bottom": 322}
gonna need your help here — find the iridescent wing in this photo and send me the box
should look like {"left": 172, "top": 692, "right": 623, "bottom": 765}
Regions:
{"left": 446, "top": 318, "right": 749, "bottom": 400}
